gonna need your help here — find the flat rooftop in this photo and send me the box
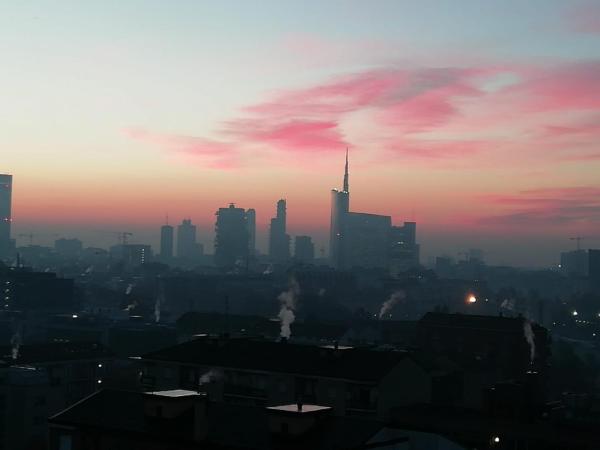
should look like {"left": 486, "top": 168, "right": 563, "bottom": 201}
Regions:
{"left": 267, "top": 404, "right": 332, "bottom": 414}
{"left": 145, "top": 389, "right": 204, "bottom": 398}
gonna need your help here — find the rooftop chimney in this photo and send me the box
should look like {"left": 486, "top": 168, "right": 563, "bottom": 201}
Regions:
{"left": 266, "top": 403, "right": 332, "bottom": 438}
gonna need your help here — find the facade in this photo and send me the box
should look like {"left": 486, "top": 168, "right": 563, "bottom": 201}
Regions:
{"left": 214, "top": 204, "right": 249, "bottom": 269}
{"left": 0, "top": 268, "right": 75, "bottom": 312}
{"left": 560, "top": 249, "right": 589, "bottom": 277}
{"left": 589, "top": 249, "right": 600, "bottom": 285}
{"left": 417, "top": 312, "right": 550, "bottom": 409}
{"left": 269, "top": 199, "right": 290, "bottom": 263}
{"left": 159, "top": 224, "right": 174, "bottom": 260}
{"left": 0, "top": 174, "right": 12, "bottom": 259}
{"left": 0, "top": 342, "right": 113, "bottom": 450}
{"left": 294, "top": 236, "right": 315, "bottom": 263}
{"left": 110, "top": 244, "right": 152, "bottom": 267}
{"left": 389, "top": 222, "right": 420, "bottom": 275}
{"left": 176, "top": 219, "right": 197, "bottom": 259}
{"left": 139, "top": 337, "right": 434, "bottom": 420}
{"left": 342, "top": 212, "right": 391, "bottom": 270}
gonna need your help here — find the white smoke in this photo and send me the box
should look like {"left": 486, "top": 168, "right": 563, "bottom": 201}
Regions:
{"left": 318, "top": 288, "right": 326, "bottom": 297}
{"left": 378, "top": 290, "right": 405, "bottom": 319}
{"left": 263, "top": 264, "right": 273, "bottom": 275}
{"left": 523, "top": 320, "right": 536, "bottom": 363}
{"left": 278, "top": 278, "right": 300, "bottom": 339}
{"left": 154, "top": 296, "right": 161, "bottom": 323}
{"left": 84, "top": 266, "right": 93, "bottom": 274}
{"left": 125, "top": 283, "right": 134, "bottom": 295}
{"left": 10, "top": 330, "right": 22, "bottom": 360}
{"left": 198, "top": 369, "right": 222, "bottom": 386}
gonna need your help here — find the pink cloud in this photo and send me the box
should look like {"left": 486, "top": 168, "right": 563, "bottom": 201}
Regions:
{"left": 475, "top": 187, "right": 600, "bottom": 227}
{"left": 511, "top": 62, "right": 600, "bottom": 112}
{"left": 128, "top": 59, "right": 600, "bottom": 170}
{"left": 225, "top": 119, "right": 346, "bottom": 151}
{"left": 126, "top": 128, "right": 240, "bottom": 169}
{"left": 386, "top": 139, "right": 484, "bottom": 162}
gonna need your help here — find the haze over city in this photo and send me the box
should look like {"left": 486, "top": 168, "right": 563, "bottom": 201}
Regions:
{"left": 3, "top": 0, "right": 600, "bottom": 266}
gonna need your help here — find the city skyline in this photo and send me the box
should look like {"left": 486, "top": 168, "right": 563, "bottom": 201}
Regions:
{"left": 2, "top": 1, "right": 600, "bottom": 266}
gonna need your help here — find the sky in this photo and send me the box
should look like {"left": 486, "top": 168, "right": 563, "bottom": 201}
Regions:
{"left": 1, "top": 0, "right": 600, "bottom": 266}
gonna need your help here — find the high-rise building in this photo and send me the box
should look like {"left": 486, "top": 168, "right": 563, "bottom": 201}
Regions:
{"left": 160, "top": 223, "right": 174, "bottom": 260}
{"left": 214, "top": 204, "right": 249, "bottom": 268}
{"left": 110, "top": 244, "right": 153, "bottom": 267}
{"left": 177, "top": 219, "right": 197, "bottom": 259}
{"left": 269, "top": 199, "right": 290, "bottom": 262}
{"left": 560, "top": 250, "right": 588, "bottom": 277}
{"left": 343, "top": 212, "right": 391, "bottom": 269}
{"left": 329, "top": 151, "right": 350, "bottom": 269}
{"left": 328, "top": 151, "right": 418, "bottom": 272}
{"left": 589, "top": 249, "right": 600, "bottom": 285}
{"left": 389, "top": 222, "right": 420, "bottom": 275}
{"left": 294, "top": 236, "right": 314, "bottom": 263}
{"left": 246, "top": 208, "right": 256, "bottom": 256}
{"left": 0, "top": 174, "right": 13, "bottom": 258}
{"left": 54, "top": 238, "right": 83, "bottom": 259}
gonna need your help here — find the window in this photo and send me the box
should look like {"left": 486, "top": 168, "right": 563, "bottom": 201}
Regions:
{"left": 58, "top": 434, "right": 72, "bottom": 450}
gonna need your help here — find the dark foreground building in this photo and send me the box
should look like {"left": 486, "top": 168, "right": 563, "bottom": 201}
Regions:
{"left": 48, "top": 389, "right": 467, "bottom": 450}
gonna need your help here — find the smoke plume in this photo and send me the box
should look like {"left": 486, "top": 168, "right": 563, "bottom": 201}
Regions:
{"left": 378, "top": 291, "right": 405, "bottom": 319}
{"left": 10, "top": 330, "right": 22, "bottom": 360}
{"left": 199, "top": 369, "right": 222, "bottom": 386}
{"left": 125, "top": 283, "right": 134, "bottom": 295}
{"left": 154, "top": 296, "right": 161, "bottom": 323}
{"left": 523, "top": 319, "right": 536, "bottom": 363}
{"left": 278, "top": 278, "right": 300, "bottom": 339}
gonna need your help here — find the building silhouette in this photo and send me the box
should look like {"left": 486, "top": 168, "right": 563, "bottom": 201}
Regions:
{"left": 176, "top": 219, "right": 197, "bottom": 259}
{"left": 294, "top": 236, "right": 315, "bottom": 263}
{"left": 214, "top": 204, "right": 249, "bottom": 269}
{"left": 269, "top": 199, "right": 290, "bottom": 262}
{"left": 389, "top": 222, "right": 420, "bottom": 275}
{"left": 343, "top": 212, "right": 391, "bottom": 269}
{"left": 0, "top": 174, "right": 13, "bottom": 258}
{"left": 246, "top": 208, "right": 256, "bottom": 256}
{"left": 54, "top": 238, "right": 83, "bottom": 259}
{"left": 160, "top": 223, "right": 174, "bottom": 260}
{"left": 329, "top": 151, "right": 350, "bottom": 269}
{"left": 329, "top": 151, "right": 419, "bottom": 272}
{"left": 110, "top": 244, "right": 152, "bottom": 267}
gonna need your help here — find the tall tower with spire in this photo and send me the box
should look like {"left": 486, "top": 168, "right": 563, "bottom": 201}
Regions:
{"left": 343, "top": 147, "right": 349, "bottom": 193}
{"left": 329, "top": 150, "right": 350, "bottom": 269}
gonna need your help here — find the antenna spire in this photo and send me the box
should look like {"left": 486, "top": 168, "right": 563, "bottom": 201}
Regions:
{"left": 343, "top": 147, "right": 349, "bottom": 192}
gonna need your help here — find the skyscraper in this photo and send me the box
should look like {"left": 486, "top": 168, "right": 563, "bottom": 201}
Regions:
{"left": 269, "top": 199, "right": 290, "bottom": 262}
{"left": 177, "top": 219, "right": 197, "bottom": 259}
{"left": 246, "top": 208, "right": 256, "bottom": 256}
{"left": 214, "top": 204, "right": 249, "bottom": 268}
{"left": 0, "top": 174, "right": 12, "bottom": 258}
{"left": 160, "top": 222, "right": 174, "bottom": 260}
{"left": 294, "top": 236, "right": 315, "bottom": 263}
{"left": 329, "top": 150, "right": 349, "bottom": 269}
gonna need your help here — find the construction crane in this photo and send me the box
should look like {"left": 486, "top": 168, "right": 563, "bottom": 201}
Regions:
{"left": 569, "top": 236, "right": 586, "bottom": 251}
{"left": 18, "top": 232, "right": 58, "bottom": 246}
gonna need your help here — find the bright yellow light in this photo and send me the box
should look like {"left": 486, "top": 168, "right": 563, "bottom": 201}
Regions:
{"left": 468, "top": 295, "right": 477, "bottom": 304}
